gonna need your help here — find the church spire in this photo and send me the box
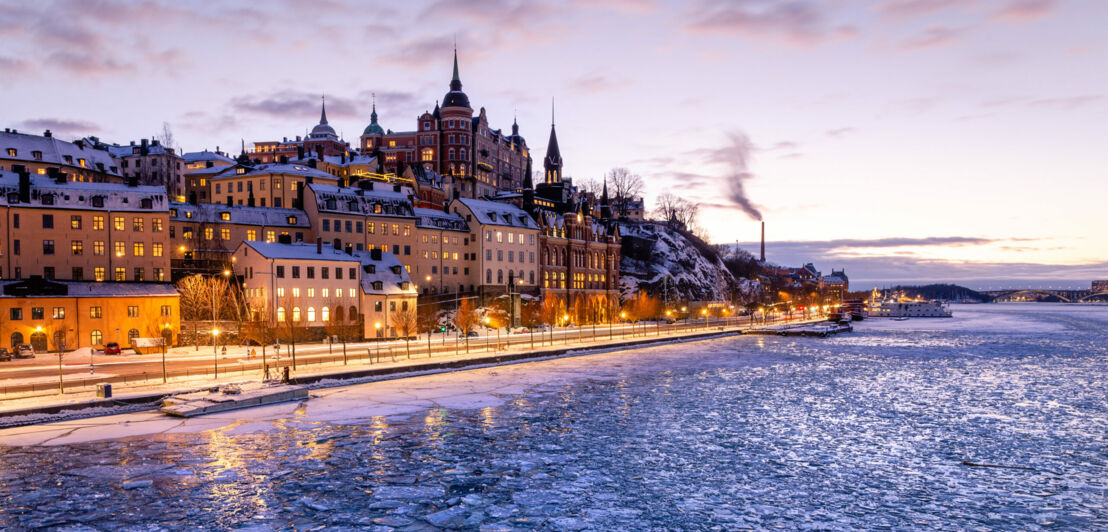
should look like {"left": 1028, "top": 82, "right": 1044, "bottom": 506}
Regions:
{"left": 543, "top": 99, "right": 562, "bottom": 185}
{"left": 450, "top": 47, "right": 462, "bottom": 91}
{"left": 319, "top": 95, "right": 328, "bottom": 125}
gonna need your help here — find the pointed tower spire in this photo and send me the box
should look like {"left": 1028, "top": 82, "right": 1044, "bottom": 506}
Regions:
{"left": 370, "top": 92, "right": 378, "bottom": 123}
{"left": 320, "top": 95, "right": 329, "bottom": 125}
{"left": 450, "top": 46, "right": 462, "bottom": 91}
{"left": 543, "top": 99, "right": 563, "bottom": 185}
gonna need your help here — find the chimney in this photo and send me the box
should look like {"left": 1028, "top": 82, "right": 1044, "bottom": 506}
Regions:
{"left": 14, "top": 165, "right": 30, "bottom": 204}
{"left": 344, "top": 243, "right": 353, "bottom": 255}
{"left": 316, "top": 237, "right": 322, "bottom": 254}
{"left": 393, "top": 184, "right": 401, "bottom": 193}
{"left": 315, "top": 145, "right": 323, "bottom": 159}
{"left": 307, "top": 158, "right": 316, "bottom": 169}
{"left": 74, "top": 139, "right": 85, "bottom": 150}
{"left": 141, "top": 138, "right": 148, "bottom": 148}
{"left": 341, "top": 152, "right": 346, "bottom": 164}
{"left": 279, "top": 155, "right": 288, "bottom": 164}
{"left": 760, "top": 221, "right": 765, "bottom": 262}
{"left": 43, "top": 129, "right": 52, "bottom": 138}
{"left": 370, "top": 248, "right": 382, "bottom": 261}
{"left": 205, "top": 160, "right": 214, "bottom": 168}
{"left": 278, "top": 233, "right": 292, "bottom": 244}
{"left": 297, "top": 145, "right": 305, "bottom": 159}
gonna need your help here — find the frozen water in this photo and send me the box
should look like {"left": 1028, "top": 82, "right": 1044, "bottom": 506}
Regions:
{"left": 0, "top": 303, "right": 1106, "bottom": 530}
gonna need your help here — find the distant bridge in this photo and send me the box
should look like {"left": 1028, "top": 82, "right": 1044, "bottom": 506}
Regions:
{"left": 980, "top": 289, "right": 1108, "bottom": 303}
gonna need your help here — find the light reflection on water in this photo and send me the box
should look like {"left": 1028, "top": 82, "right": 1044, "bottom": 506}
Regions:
{"left": 0, "top": 304, "right": 1105, "bottom": 530}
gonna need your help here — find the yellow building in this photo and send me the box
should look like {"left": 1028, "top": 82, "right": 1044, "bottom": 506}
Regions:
{"left": 1, "top": 129, "right": 122, "bottom": 183}
{"left": 0, "top": 278, "right": 180, "bottom": 350}
{"left": 208, "top": 163, "right": 338, "bottom": 208}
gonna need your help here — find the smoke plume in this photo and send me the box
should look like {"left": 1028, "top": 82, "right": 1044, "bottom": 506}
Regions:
{"left": 725, "top": 132, "right": 763, "bottom": 221}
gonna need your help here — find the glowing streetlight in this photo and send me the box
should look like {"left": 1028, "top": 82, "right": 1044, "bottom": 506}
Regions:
{"left": 178, "top": 245, "right": 186, "bottom": 252}
{"left": 222, "top": 269, "right": 231, "bottom": 276}
{"left": 425, "top": 275, "right": 432, "bottom": 282}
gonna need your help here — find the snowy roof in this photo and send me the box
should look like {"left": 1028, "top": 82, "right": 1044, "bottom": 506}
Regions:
{"left": 1, "top": 131, "right": 120, "bottom": 176}
{"left": 0, "top": 280, "right": 178, "bottom": 298}
{"left": 414, "top": 207, "right": 469, "bottom": 232}
{"left": 169, "top": 202, "right": 310, "bottom": 228}
{"left": 453, "top": 198, "right": 538, "bottom": 229}
{"left": 291, "top": 154, "right": 376, "bottom": 168}
{"left": 358, "top": 250, "right": 416, "bottom": 296}
{"left": 185, "top": 163, "right": 239, "bottom": 177}
{"left": 239, "top": 241, "right": 363, "bottom": 263}
{"left": 0, "top": 170, "right": 169, "bottom": 212}
{"left": 211, "top": 163, "right": 335, "bottom": 181}
{"left": 308, "top": 182, "right": 414, "bottom": 217}
{"left": 106, "top": 142, "right": 177, "bottom": 158}
{"left": 183, "top": 150, "right": 235, "bottom": 164}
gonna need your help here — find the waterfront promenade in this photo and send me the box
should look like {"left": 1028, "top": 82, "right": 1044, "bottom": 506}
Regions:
{"left": 0, "top": 313, "right": 820, "bottom": 416}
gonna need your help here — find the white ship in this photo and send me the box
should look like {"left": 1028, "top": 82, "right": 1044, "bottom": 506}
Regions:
{"left": 867, "top": 289, "right": 953, "bottom": 318}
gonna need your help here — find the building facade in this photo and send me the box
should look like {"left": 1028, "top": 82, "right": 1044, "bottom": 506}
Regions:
{"left": 449, "top": 198, "right": 539, "bottom": 299}
{"left": 169, "top": 202, "right": 312, "bottom": 278}
{"left": 537, "top": 208, "right": 621, "bottom": 321}
{"left": 107, "top": 138, "right": 185, "bottom": 199}
{"left": 1, "top": 129, "right": 122, "bottom": 183}
{"left": 0, "top": 167, "right": 171, "bottom": 283}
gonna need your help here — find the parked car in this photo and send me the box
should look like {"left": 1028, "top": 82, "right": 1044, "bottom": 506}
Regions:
{"left": 466, "top": 331, "right": 480, "bottom": 337}
{"left": 103, "top": 342, "right": 121, "bottom": 355}
{"left": 0, "top": 348, "right": 10, "bottom": 362}
{"left": 14, "top": 344, "right": 34, "bottom": 359}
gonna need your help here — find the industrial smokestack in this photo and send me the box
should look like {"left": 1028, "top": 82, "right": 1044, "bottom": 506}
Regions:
{"left": 760, "top": 221, "right": 765, "bottom": 262}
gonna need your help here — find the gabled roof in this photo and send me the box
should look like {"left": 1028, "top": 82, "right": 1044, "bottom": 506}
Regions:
{"left": 0, "top": 171, "right": 168, "bottom": 212}
{"left": 239, "top": 241, "right": 363, "bottom": 262}
{"left": 453, "top": 198, "right": 538, "bottom": 229}
{"left": 182, "top": 150, "right": 235, "bottom": 164}
{"left": 169, "top": 202, "right": 311, "bottom": 227}
{"left": 307, "top": 182, "right": 415, "bottom": 217}
{"left": 1, "top": 130, "right": 120, "bottom": 176}
{"left": 414, "top": 207, "right": 468, "bottom": 232}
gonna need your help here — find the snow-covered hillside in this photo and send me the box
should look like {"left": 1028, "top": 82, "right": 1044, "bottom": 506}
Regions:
{"left": 617, "top": 221, "right": 761, "bottom": 303}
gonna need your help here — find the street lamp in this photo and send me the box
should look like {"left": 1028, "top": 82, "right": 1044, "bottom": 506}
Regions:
{"left": 211, "top": 328, "right": 220, "bottom": 378}
{"left": 374, "top": 322, "right": 381, "bottom": 361}
{"left": 161, "top": 323, "right": 171, "bottom": 383}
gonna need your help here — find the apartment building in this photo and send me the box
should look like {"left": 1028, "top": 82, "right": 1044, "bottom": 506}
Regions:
{"left": 169, "top": 202, "right": 312, "bottom": 278}
{"left": 1, "top": 129, "right": 122, "bottom": 183}
{"left": 233, "top": 241, "right": 416, "bottom": 339}
{"left": 107, "top": 138, "right": 184, "bottom": 198}
{"left": 0, "top": 167, "right": 171, "bottom": 283}
{"left": 449, "top": 198, "right": 539, "bottom": 298}
{"left": 412, "top": 207, "right": 473, "bottom": 296}
{"left": 208, "top": 162, "right": 338, "bottom": 208}
{"left": 303, "top": 181, "right": 419, "bottom": 260}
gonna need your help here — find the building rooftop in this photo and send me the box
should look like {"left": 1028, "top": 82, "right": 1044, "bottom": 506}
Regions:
{"left": 0, "top": 170, "right": 168, "bottom": 212}
{"left": 454, "top": 197, "right": 539, "bottom": 229}
{"left": 0, "top": 278, "right": 178, "bottom": 298}
{"left": 169, "top": 202, "right": 310, "bottom": 227}
{"left": 308, "top": 182, "right": 415, "bottom": 217}
{"left": 1, "top": 130, "right": 121, "bottom": 176}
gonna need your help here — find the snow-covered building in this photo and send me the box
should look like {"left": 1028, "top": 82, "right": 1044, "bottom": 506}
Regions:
{"left": 233, "top": 241, "right": 416, "bottom": 339}
{"left": 450, "top": 197, "right": 539, "bottom": 299}
{"left": 168, "top": 202, "right": 312, "bottom": 279}
{"left": 106, "top": 138, "right": 185, "bottom": 199}
{"left": 303, "top": 181, "right": 417, "bottom": 258}
{"left": 412, "top": 207, "right": 472, "bottom": 297}
{"left": 1, "top": 129, "right": 121, "bottom": 183}
{"left": 536, "top": 206, "right": 621, "bottom": 320}
{"left": 0, "top": 167, "right": 171, "bottom": 283}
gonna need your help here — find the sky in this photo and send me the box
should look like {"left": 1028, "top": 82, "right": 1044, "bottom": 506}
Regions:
{"left": 1, "top": 0, "right": 1105, "bottom": 289}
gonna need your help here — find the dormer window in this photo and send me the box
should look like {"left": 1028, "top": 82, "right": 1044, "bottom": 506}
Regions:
{"left": 373, "top": 204, "right": 382, "bottom": 214}
{"left": 488, "top": 212, "right": 497, "bottom": 222}
{"left": 325, "top": 199, "right": 336, "bottom": 210}
{"left": 31, "top": 150, "right": 42, "bottom": 160}
{"left": 170, "top": 209, "right": 178, "bottom": 217}
{"left": 366, "top": 265, "right": 376, "bottom": 274}
{"left": 401, "top": 281, "right": 409, "bottom": 290}
{"left": 41, "top": 194, "right": 54, "bottom": 205}
{"left": 390, "top": 265, "right": 402, "bottom": 275}
{"left": 185, "top": 211, "right": 192, "bottom": 219}
{"left": 78, "top": 158, "right": 86, "bottom": 168}
{"left": 236, "top": 168, "right": 245, "bottom": 174}
{"left": 64, "top": 155, "right": 73, "bottom": 164}
{"left": 141, "top": 198, "right": 153, "bottom": 209}
{"left": 372, "top": 281, "right": 383, "bottom": 290}
{"left": 91, "top": 196, "right": 104, "bottom": 208}
{"left": 220, "top": 212, "right": 231, "bottom": 221}
{"left": 286, "top": 215, "right": 296, "bottom": 224}
{"left": 5, "top": 148, "right": 14, "bottom": 157}
{"left": 7, "top": 192, "right": 19, "bottom": 204}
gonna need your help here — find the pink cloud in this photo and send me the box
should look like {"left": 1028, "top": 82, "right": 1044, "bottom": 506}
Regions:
{"left": 993, "top": 0, "right": 1057, "bottom": 21}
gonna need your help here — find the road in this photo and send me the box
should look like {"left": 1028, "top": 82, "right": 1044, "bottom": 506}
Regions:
{"left": 0, "top": 314, "right": 814, "bottom": 396}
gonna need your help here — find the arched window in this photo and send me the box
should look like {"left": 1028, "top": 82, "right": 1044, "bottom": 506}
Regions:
{"left": 126, "top": 328, "right": 140, "bottom": 345}
{"left": 497, "top": 269, "right": 503, "bottom": 283}
{"left": 277, "top": 306, "right": 286, "bottom": 322}
{"left": 334, "top": 306, "right": 344, "bottom": 322}
{"left": 321, "top": 306, "right": 330, "bottom": 322}
{"left": 529, "top": 270, "right": 535, "bottom": 284}
{"left": 10, "top": 332, "right": 22, "bottom": 348}
{"left": 292, "top": 307, "right": 301, "bottom": 322}
{"left": 348, "top": 306, "right": 357, "bottom": 321}
{"left": 561, "top": 249, "right": 567, "bottom": 265}
{"left": 90, "top": 330, "right": 103, "bottom": 346}
{"left": 486, "top": 269, "right": 492, "bottom": 283}
{"left": 307, "top": 307, "right": 316, "bottom": 322}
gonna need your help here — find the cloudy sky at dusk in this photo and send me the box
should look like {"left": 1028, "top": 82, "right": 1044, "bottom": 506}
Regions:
{"left": 1, "top": 0, "right": 1104, "bottom": 288}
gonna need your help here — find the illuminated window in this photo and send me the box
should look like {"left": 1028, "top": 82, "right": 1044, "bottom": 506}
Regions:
{"left": 221, "top": 228, "right": 230, "bottom": 240}
{"left": 92, "top": 216, "right": 104, "bottom": 230}
{"left": 266, "top": 230, "right": 275, "bottom": 242}
{"left": 277, "top": 287, "right": 285, "bottom": 297}
{"left": 94, "top": 267, "right": 105, "bottom": 281}
{"left": 114, "top": 242, "right": 125, "bottom": 256}
{"left": 277, "top": 307, "right": 286, "bottom": 322}
{"left": 307, "top": 307, "right": 316, "bottom": 322}
{"left": 421, "top": 149, "right": 433, "bottom": 161}
{"left": 220, "top": 212, "right": 230, "bottom": 221}
{"left": 292, "top": 287, "right": 300, "bottom": 297}
{"left": 114, "top": 267, "right": 126, "bottom": 281}
{"left": 90, "top": 330, "right": 102, "bottom": 345}
{"left": 247, "top": 230, "right": 257, "bottom": 241}
{"left": 114, "top": 217, "right": 125, "bottom": 231}
{"left": 321, "top": 307, "right": 329, "bottom": 322}
{"left": 152, "top": 243, "right": 163, "bottom": 257}
{"left": 133, "top": 242, "right": 144, "bottom": 256}
{"left": 133, "top": 217, "right": 144, "bottom": 232}
{"left": 292, "top": 307, "right": 301, "bottom": 322}
{"left": 204, "top": 228, "right": 213, "bottom": 240}
{"left": 71, "top": 241, "right": 83, "bottom": 255}
{"left": 389, "top": 140, "right": 396, "bottom": 147}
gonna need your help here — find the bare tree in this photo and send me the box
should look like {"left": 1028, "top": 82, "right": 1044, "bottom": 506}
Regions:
{"left": 541, "top": 295, "right": 564, "bottom": 345}
{"left": 417, "top": 301, "right": 439, "bottom": 357}
{"left": 577, "top": 177, "right": 603, "bottom": 198}
{"left": 652, "top": 192, "right": 700, "bottom": 229}
{"left": 454, "top": 299, "right": 478, "bottom": 353}
{"left": 607, "top": 167, "right": 644, "bottom": 216}
{"left": 176, "top": 275, "right": 211, "bottom": 350}
{"left": 389, "top": 304, "right": 418, "bottom": 359}
{"left": 279, "top": 294, "right": 299, "bottom": 369}
{"left": 520, "top": 298, "right": 543, "bottom": 350}
{"left": 159, "top": 122, "right": 177, "bottom": 153}
{"left": 324, "top": 297, "right": 348, "bottom": 363}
